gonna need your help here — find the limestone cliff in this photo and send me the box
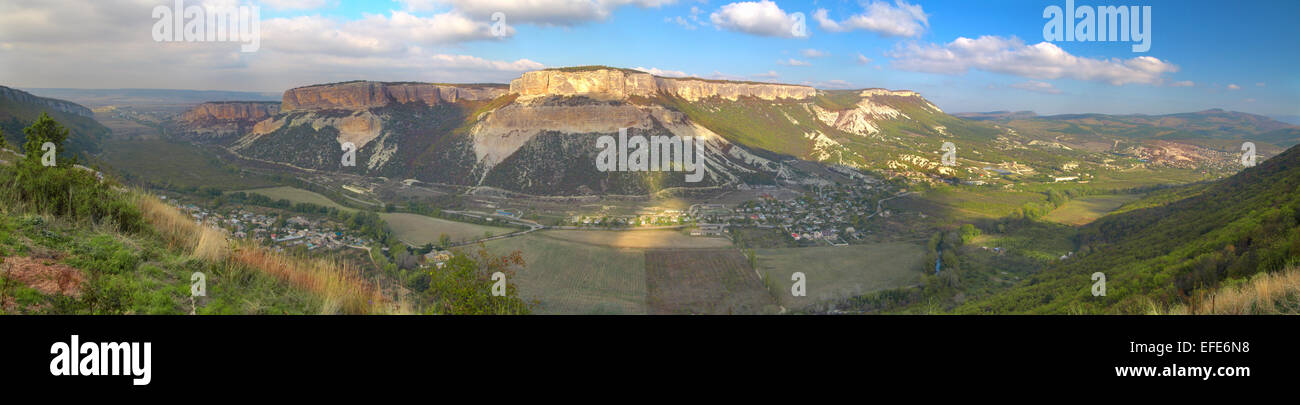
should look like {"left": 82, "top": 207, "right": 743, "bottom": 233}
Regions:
{"left": 181, "top": 102, "right": 279, "bottom": 124}
{"left": 0, "top": 86, "right": 94, "bottom": 118}
{"left": 508, "top": 68, "right": 816, "bottom": 101}
{"left": 176, "top": 101, "right": 280, "bottom": 141}
{"left": 281, "top": 81, "right": 508, "bottom": 111}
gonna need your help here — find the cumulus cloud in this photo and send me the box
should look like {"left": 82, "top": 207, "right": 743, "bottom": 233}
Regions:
{"left": 778, "top": 58, "right": 811, "bottom": 66}
{"left": 400, "top": 0, "right": 675, "bottom": 26}
{"left": 1010, "top": 81, "right": 1062, "bottom": 94}
{"left": 1227, "top": 83, "right": 1241, "bottom": 90}
{"left": 1170, "top": 80, "right": 1195, "bottom": 87}
{"left": 856, "top": 53, "right": 873, "bottom": 65}
{"left": 813, "top": 0, "right": 928, "bottom": 38}
{"left": 259, "top": 0, "right": 335, "bottom": 10}
{"left": 710, "top": 1, "right": 809, "bottom": 38}
{"left": 889, "top": 36, "right": 1179, "bottom": 85}
{"left": 0, "top": 0, "right": 542, "bottom": 91}
{"left": 633, "top": 66, "right": 690, "bottom": 77}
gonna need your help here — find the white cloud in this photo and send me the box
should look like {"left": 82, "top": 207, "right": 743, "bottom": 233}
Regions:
{"left": 752, "top": 70, "right": 780, "bottom": 79}
{"left": 1227, "top": 83, "right": 1241, "bottom": 90}
{"left": 856, "top": 53, "right": 873, "bottom": 65}
{"left": 710, "top": 1, "right": 808, "bottom": 38}
{"left": 633, "top": 66, "right": 690, "bottom": 77}
{"left": 261, "top": 11, "right": 507, "bottom": 56}
{"left": 1170, "top": 80, "right": 1194, "bottom": 87}
{"left": 400, "top": 0, "right": 676, "bottom": 26}
{"left": 1010, "top": 81, "right": 1062, "bottom": 94}
{"left": 666, "top": 16, "right": 696, "bottom": 30}
{"left": 813, "top": 0, "right": 928, "bottom": 38}
{"left": 800, "top": 48, "right": 829, "bottom": 58}
{"left": 778, "top": 58, "right": 811, "bottom": 66}
{"left": 258, "top": 0, "right": 334, "bottom": 10}
{"left": 889, "top": 36, "right": 1179, "bottom": 86}
{"left": 0, "top": 0, "right": 541, "bottom": 91}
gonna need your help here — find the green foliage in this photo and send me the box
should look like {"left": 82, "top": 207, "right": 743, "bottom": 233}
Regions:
{"left": 422, "top": 245, "right": 531, "bottom": 315}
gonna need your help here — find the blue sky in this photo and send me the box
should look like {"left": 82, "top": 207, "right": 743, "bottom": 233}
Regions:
{"left": 2, "top": 0, "right": 1297, "bottom": 116}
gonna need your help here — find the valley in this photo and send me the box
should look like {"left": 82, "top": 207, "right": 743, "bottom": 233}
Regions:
{"left": 4, "top": 66, "right": 1298, "bottom": 315}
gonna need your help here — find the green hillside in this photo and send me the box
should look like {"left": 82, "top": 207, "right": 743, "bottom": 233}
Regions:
{"left": 959, "top": 144, "right": 1300, "bottom": 314}
{"left": 0, "top": 92, "right": 109, "bottom": 158}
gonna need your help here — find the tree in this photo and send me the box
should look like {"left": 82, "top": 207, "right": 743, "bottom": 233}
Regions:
{"left": 439, "top": 233, "right": 451, "bottom": 248}
{"left": 0, "top": 127, "right": 8, "bottom": 149}
{"left": 22, "top": 112, "right": 71, "bottom": 167}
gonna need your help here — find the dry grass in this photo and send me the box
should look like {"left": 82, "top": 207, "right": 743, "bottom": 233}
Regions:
{"left": 135, "top": 192, "right": 397, "bottom": 314}
{"left": 1149, "top": 265, "right": 1300, "bottom": 315}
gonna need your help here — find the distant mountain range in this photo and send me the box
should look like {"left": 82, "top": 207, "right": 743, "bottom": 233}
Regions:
{"left": 22, "top": 88, "right": 279, "bottom": 107}
{"left": 958, "top": 109, "right": 1300, "bottom": 148}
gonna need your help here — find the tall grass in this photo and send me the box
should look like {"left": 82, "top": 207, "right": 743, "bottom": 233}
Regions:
{"left": 1147, "top": 264, "right": 1300, "bottom": 315}
{"left": 135, "top": 192, "right": 393, "bottom": 314}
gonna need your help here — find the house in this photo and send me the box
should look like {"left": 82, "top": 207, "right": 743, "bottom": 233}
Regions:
{"left": 423, "top": 249, "right": 452, "bottom": 269}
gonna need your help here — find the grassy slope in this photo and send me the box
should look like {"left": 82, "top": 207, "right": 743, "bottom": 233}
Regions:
{"left": 0, "top": 98, "right": 110, "bottom": 158}
{"left": 959, "top": 145, "right": 1300, "bottom": 314}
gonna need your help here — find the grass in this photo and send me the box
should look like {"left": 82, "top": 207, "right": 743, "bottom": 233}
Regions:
{"left": 755, "top": 242, "right": 925, "bottom": 310}
{"left": 97, "top": 139, "right": 278, "bottom": 190}
{"left": 1043, "top": 194, "right": 1144, "bottom": 226}
{"left": 136, "top": 194, "right": 395, "bottom": 314}
{"left": 241, "top": 186, "right": 354, "bottom": 212}
{"left": 380, "top": 212, "right": 512, "bottom": 245}
{"left": 541, "top": 229, "right": 732, "bottom": 249}
{"left": 483, "top": 232, "right": 646, "bottom": 315}
{"left": 1153, "top": 264, "right": 1300, "bottom": 315}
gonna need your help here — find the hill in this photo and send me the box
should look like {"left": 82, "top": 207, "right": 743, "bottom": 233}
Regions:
{"left": 0, "top": 85, "right": 109, "bottom": 158}
{"left": 959, "top": 143, "right": 1300, "bottom": 314}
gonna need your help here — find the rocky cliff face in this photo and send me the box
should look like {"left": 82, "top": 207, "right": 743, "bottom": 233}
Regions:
{"left": 176, "top": 102, "right": 280, "bottom": 142}
{"left": 0, "top": 86, "right": 94, "bottom": 118}
{"left": 181, "top": 102, "right": 279, "bottom": 124}
{"left": 281, "top": 81, "right": 508, "bottom": 111}
{"left": 509, "top": 68, "right": 816, "bottom": 101}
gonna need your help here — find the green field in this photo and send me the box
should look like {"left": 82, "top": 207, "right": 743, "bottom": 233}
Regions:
{"left": 755, "top": 242, "right": 925, "bottom": 310}
{"left": 1043, "top": 194, "right": 1144, "bottom": 225}
{"left": 97, "top": 139, "right": 278, "bottom": 190}
{"left": 381, "top": 212, "right": 512, "bottom": 245}
{"left": 483, "top": 232, "right": 647, "bottom": 314}
{"left": 242, "top": 186, "right": 354, "bottom": 212}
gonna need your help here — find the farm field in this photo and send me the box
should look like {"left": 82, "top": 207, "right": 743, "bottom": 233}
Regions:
{"left": 98, "top": 139, "right": 279, "bottom": 190}
{"left": 756, "top": 242, "right": 925, "bottom": 310}
{"left": 380, "top": 212, "right": 512, "bottom": 245}
{"left": 483, "top": 233, "right": 647, "bottom": 314}
{"left": 242, "top": 186, "right": 353, "bottom": 212}
{"left": 644, "top": 249, "right": 775, "bottom": 314}
{"left": 542, "top": 229, "right": 732, "bottom": 249}
{"left": 1043, "top": 194, "right": 1144, "bottom": 226}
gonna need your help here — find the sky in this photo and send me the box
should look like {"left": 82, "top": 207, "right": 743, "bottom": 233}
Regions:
{"left": 0, "top": 0, "right": 1297, "bottom": 116}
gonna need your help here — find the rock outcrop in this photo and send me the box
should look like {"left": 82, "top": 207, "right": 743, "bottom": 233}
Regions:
{"left": 0, "top": 86, "right": 94, "bottom": 118}
{"left": 181, "top": 102, "right": 279, "bottom": 124}
{"left": 281, "top": 81, "right": 508, "bottom": 111}
{"left": 509, "top": 68, "right": 816, "bottom": 101}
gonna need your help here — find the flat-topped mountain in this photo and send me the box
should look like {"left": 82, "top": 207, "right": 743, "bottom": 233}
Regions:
{"left": 174, "top": 66, "right": 1266, "bottom": 196}
{"left": 510, "top": 67, "right": 816, "bottom": 101}
{"left": 280, "top": 81, "right": 508, "bottom": 111}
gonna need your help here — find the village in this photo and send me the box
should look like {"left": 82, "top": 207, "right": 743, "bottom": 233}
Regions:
{"left": 165, "top": 197, "right": 377, "bottom": 253}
